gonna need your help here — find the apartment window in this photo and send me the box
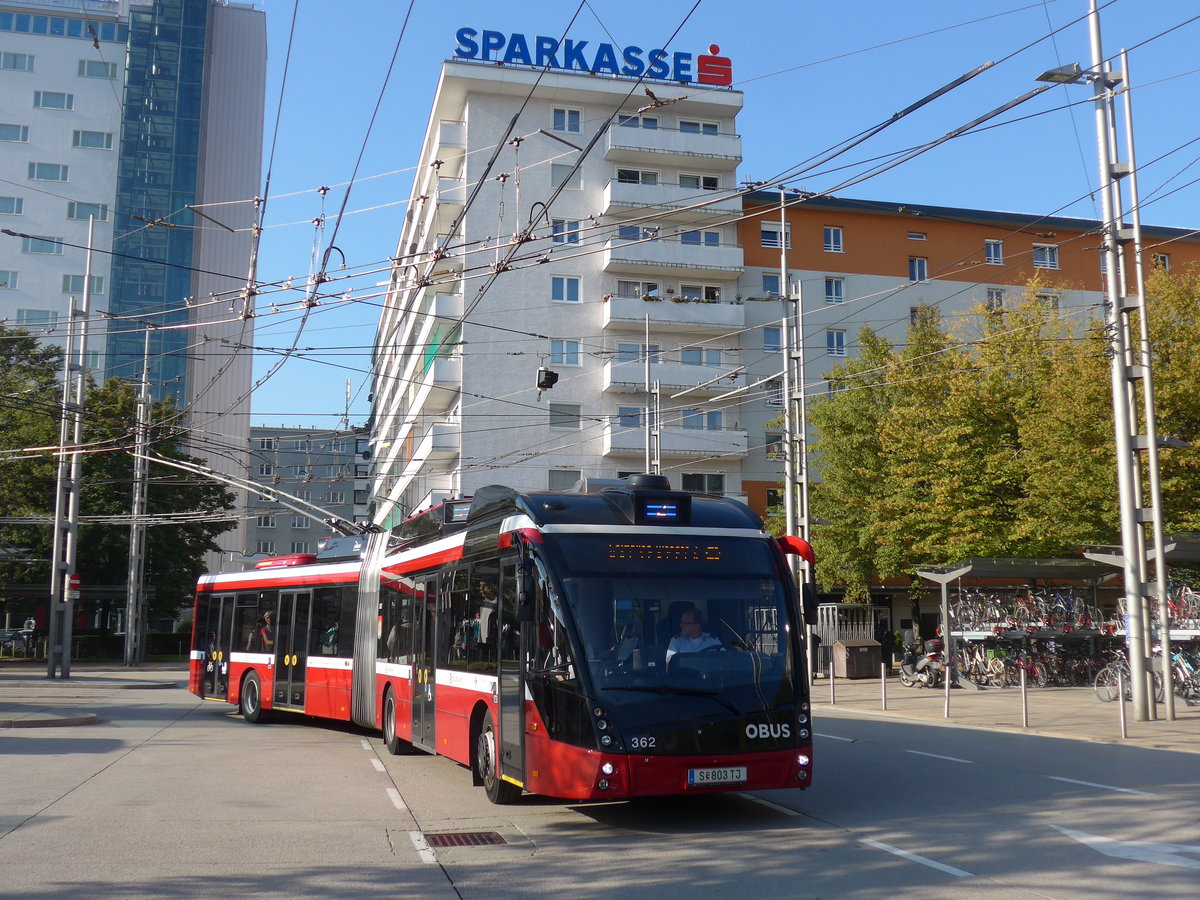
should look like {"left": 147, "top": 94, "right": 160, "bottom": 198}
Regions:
{"left": 297, "top": 489, "right": 312, "bottom": 502}
{"left": 355, "top": 437, "right": 369, "bottom": 455}
{"left": 255, "top": 438, "right": 277, "bottom": 451}
{"left": 33, "top": 91, "right": 73, "bottom": 110}
{"left": 908, "top": 257, "right": 928, "bottom": 282}
{"left": 327, "top": 491, "right": 347, "bottom": 504}
{"left": 257, "top": 463, "right": 274, "bottom": 477}
{"left": 681, "top": 473, "right": 725, "bottom": 494}
{"left": 293, "top": 465, "right": 309, "bottom": 477}
{"left": 354, "top": 489, "right": 369, "bottom": 505}
{"left": 765, "top": 433, "right": 783, "bottom": 459}
{"left": 1032, "top": 243, "right": 1059, "bottom": 270}
{"left": 617, "top": 407, "right": 641, "bottom": 428}
{"left": 548, "top": 469, "right": 581, "bottom": 490}
{"left": 765, "top": 379, "right": 784, "bottom": 406}
{"left": 763, "top": 326, "right": 782, "bottom": 353}
{"left": 61, "top": 274, "right": 104, "bottom": 294}
{"left": 760, "top": 221, "right": 791, "bottom": 249}
{"left": 761, "top": 272, "right": 781, "bottom": 296}
{"left": 72, "top": 130, "right": 113, "bottom": 150}
{"left": 1153, "top": 253, "right": 1171, "bottom": 271}
{"left": 550, "top": 275, "right": 580, "bottom": 303}
{"left": 680, "top": 284, "right": 720, "bottom": 302}
{"left": 256, "top": 515, "right": 276, "bottom": 528}
{"left": 616, "top": 280, "right": 658, "bottom": 299}
{"left": 679, "top": 120, "right": 719, "bottom": 135}
{"left": 1, "top": 52, "right": 33, "bottom": 71}
{"left": 292, "top": 516, "right": 310, "bottom": 529}
{"left": 16, "top": 308, "right": 57, "bottom": 326}
{"left": 824, "top": 277, "right": 845, "bottom": 303}
{"left": 1037, "top": 290, "right": 1061, "bottom": 312}
{"left": 823, "top": 226, "right": 844, "bottom": 252}
{"left": 907, "top": 232, "right": 927, "bottom": 241}
{"left": 0, "top": 270, "right": 16, "bottom": 289}
{"left": 550, "top": 163, "right": 581, "bottom": 190}
{"left": 680, "top": 230, "right": 720, "bottom": 246}
{"left": 681, "top": 409, "right": 722, "bottom": 430}
{"left": 67, "top": 201, "right": 108, "bottom": 220}
{"left": 78, "top": 59, "right": 117, "bottom": 79}
{"left": 986, "top": 288, "right": 1005, "bottom": 310}
{"left": 0, "top": 197, "right": 22, "bottom": 215}
{"left": 354, "top": 464, "right": 369, "bottom": 477}
{"left": 552, "top": 218, "right": 580, "bottom": 244}
{"left": 291, "top": 541, "right": 312, "bottom": 555}
{"left": 550, "top": 339, "right": 580, "bottom": 366}
{"left": 21, "top": 235, "right": 63, "bottom": 254}
{"left": 827, "top": 329, "right": 847, "bottom": 356}
{"left": 909, "top": 307, "right": 921, "bottom": 326}
{"left": 616, "top": 168, "right": 657, "bottom": 185}
{"left": 617, "top": 113, "right": 658, "bottom": 128}
{"left": 549, "top": 402, "right": 581, "bottom": 430}
{"left": 616, "top": 343, "right": 659, "bottom": 363}
{"left": 679, "top": 174, "right": 719, "bottom": 190}
{"left": 681, "top": 347, "right": 721, "bottom": 366}
{"left": 256, "top": 541, "right": 276, "bottom": 556}
{"left": 0, "top": 123, "right": 28, "bottom": 142}
{"left": 28, "top": 162, "right": 67, "bottom": 181}
{"left": 552, "top": 107, "right": 581, "bottom": 133}
{"left": 985, "top": 239, "right": 1003, "bottom": 265}
{"left": 618, "top": 224, "right": 640, "bottom": 241}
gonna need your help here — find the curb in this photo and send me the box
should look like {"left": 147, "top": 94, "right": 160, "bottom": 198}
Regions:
{"left": 0, "top": 680, "right": 180, "bottom": 690}
{"left": 1, "top": 713, "right": 100, "bottom": 728}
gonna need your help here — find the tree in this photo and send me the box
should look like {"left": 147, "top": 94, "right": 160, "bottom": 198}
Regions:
{"left": 1, "top": 325, "right": 236, "bottom": 625}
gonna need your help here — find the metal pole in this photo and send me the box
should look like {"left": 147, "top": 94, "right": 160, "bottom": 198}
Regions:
{"left": 881, "top": 661, "right": 888, "bottom": 710}
{"left": 125, "top": 328, "right": 151, "bottom": 667}
{"left": 1118, "top": 668, "right": 1128, "bottom": 739}
{"left": 1020, "top": 668, "right": 1029, "bottom": 728}
{"left": 829, "top": 655, "right": 836, "bottom": 705}
{"left": 643, "top": 314, "right": 651, "bottom": 472}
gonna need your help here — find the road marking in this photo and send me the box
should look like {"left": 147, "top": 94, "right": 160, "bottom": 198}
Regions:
{"left": 409, "top": 830, "right": 437, "bottom": 864}
{"left": 859, "top": 838, "right": 973, "bottom": 878}
{"left": 738, "top": 794, "right": 801, "bottom": 816}
{"left": 1047, "top": 776, "right": 1156, "bottom": 797}
{"left": 370, "top": 758, "right": 386, "bottom": 772}
{"left": 905, "top": 750, "right": 973, "bottom": 764}
{"left": 1052, "top": 825, "right": 1200, "bottom": 869}
{"left": 816, "top": 733, "right": 855, "bottom": 742}
{"left": 386, "top": 787, "right": 406, "bottom": 810}
{"left": 360, "top": 740, "right": 372, "bottom": 750}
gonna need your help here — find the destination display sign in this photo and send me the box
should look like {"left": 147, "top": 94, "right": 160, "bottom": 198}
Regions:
{"left": 454, "top": 28, "right": 733, "bottom": 86}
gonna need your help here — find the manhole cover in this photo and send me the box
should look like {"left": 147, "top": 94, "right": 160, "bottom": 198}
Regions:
{"left": 424, "top": 832, "right": 507, "bottom": 848}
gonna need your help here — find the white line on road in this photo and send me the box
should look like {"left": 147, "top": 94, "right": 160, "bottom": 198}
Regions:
{"left": 1047, "top": 776, "right": 1157, "bottom": 797}
{"left": 859, "top": 838, "right": 974, "bottom": 878}
{"left": 370, "top": 758, "right": 386, "bottom": 772}
{"left": 361, "top": 740, "right": 372, "bottom": 750}
{"left": 816, "top": 733, "right": 855, "bottom": 742}
{"left": 738, "top": 794, "right": 801, "bottom": 816}
{"left": 409, "top": 831, "right": 437, "bottom": 864}
{"left": 386, "top": 787, "right": 407, "bottom": 810}
{"left": 905, "top": 749, "right": 973, "bottom": 764}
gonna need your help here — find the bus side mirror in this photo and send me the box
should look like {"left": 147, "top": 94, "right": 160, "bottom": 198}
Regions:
{"left": 517, "top": 568, "right": 535, "bottom": 622}
{"left": 801, "top": 582, "right": 818, "bottom": 624}
{"left": 777, "top": 536, "right": 815, "bottom": 567}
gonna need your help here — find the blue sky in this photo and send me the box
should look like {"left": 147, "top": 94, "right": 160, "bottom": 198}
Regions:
{"left": 246, "top": 0, "right": 1200, "bottom": 428}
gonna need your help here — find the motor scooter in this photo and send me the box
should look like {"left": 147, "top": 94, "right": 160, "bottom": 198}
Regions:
{"left": 898, "top": 640, "right": 942, "bottom": 688}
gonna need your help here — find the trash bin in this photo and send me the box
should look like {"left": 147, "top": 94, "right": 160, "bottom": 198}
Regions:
{"left": 833, "top": 639, "right": 881, "bottom": 679}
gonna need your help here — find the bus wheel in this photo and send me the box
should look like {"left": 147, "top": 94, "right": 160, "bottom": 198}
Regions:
{"left": 476, "top": 711, "right": 521, "bottom": 804}
{"left": 382, "top": 690, "right": 414, "bottom": 755}
{"left": 240, "top": 672, "right": 268, "bottom": 723}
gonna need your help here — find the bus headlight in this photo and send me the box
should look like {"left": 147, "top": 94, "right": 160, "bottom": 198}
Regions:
{"left": 601, "top": 734, "right": 613, "bottom": 747}
{"left": 798, "top": 728, "right": 810, "bottom": 740}
{"left": 592, "top": 706, "right": 605, "bottom": 718}
{"left": 598, "top": 779, "right": 610, "bottom": 791}
{"left": 601, "top": 762, "right": 615, "bottom": 776}
{"left": 596, "top": 719, "right": 608, "bottom": 731}
{"left": 796, "top": 754, "right": 810, "bottom": 766}
{"left": 797, "top": 712, "right": 809, "bottom": 726}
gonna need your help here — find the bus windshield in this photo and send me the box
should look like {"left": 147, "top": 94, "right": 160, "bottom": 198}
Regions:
{"left": 549, "top": 534, "right": 799, "bottom": 724}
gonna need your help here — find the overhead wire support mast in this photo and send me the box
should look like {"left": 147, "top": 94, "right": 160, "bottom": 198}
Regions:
{"left": 125, "top": 329, "right": 152, "bottom": 667}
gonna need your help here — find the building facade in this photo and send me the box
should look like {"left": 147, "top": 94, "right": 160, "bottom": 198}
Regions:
{"left": 0, "top": 0, "right": 266, "bottom": 560}
{"left": 244, "top": 426, "right": 371, "bottom": 567}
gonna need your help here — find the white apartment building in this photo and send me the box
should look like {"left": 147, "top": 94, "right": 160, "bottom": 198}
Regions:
{"left": 370, "top": 45, "right": 749, "bottom": 528}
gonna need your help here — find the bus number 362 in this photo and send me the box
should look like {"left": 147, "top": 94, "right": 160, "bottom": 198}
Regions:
{"left": 630, "top": 736, "right": 656, "bottom": 749}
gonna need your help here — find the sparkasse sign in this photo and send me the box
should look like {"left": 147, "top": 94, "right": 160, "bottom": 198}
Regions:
{"left": 454, "top": 28, "right": 733, "bottom": 86}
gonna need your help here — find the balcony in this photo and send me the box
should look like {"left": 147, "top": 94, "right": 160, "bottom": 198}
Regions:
{"left": 604, "top": 125, "right": 741, "bottom": 167}
{"left": 434, "top": 120, "right": 466, "bottom": 172}
{"left": 603, "top": 423, "right": 748, "bottom": 459}
{"left": 421, "top": 421, "right": 458, "bottom": 462}
{"left": 602, "top": 236, "right": 742, "bottom": 279}
{"left": 420, "top": 357, "right": 461, "bottom": 413}
{"left": 603, "top": 295, "right": 745, "bottom": 334}
{"left": 603, "top": 180, "right": 742, "bottom": 218}
{"left": 604, "top": 359, "right": 745, "bottom": 396}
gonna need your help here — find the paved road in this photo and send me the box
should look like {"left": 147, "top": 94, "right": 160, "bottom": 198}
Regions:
{"left": 3, "top": 667, "right": 1199, "bottom": 898}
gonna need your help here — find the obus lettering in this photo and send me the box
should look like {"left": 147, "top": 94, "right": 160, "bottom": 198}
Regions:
{"left": 745, "top": 722, "right": 791, "bottom": 739}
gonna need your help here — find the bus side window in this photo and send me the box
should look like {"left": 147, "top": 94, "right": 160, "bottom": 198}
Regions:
{"left": 337, "top": 584, "right": 357, "bottom": 654}
{"left": 312, "top": 587, "right": 340, "bottom": 655}
{"left": 443, "top": 570, "right": 469, "bottom": 668}
{"left": 498, "top": 561, "right": 520, "bottom": 662}
{"left": 468, "top": 563, "right": 499, "bottom": 673}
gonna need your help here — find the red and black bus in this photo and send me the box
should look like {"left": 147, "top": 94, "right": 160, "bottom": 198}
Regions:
{"left": 190, "top": 474, "right": 816, "bottom": 803}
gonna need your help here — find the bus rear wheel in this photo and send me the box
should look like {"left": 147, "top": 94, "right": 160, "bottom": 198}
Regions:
{"left": 476, "top": 711, "right": 521, "bottom": 804}
{"left": 382, "top": 690, "right": 415, "bottom": 755}
{"left": 240, "top": 671, "right": 268, "bottom": 724}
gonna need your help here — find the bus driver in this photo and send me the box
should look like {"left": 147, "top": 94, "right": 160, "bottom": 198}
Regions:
{"left": 666, "top": 609, "right": 721, "bottom": 663}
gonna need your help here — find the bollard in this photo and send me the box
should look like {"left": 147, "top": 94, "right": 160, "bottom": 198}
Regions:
{"left": 829, "top": 656, "right": 836, "bottom": 705}
{"left": 1020, "top": 668, "right": 1029, "bottom": 728}
{"left": 944, "top": 653, "right": 952, "bottom": 719}
{"left": 1118, "top": 669, "right": 1128, "bottom": 739}
{"left": 881, "top": 662, "right": 888, "bottom": 711}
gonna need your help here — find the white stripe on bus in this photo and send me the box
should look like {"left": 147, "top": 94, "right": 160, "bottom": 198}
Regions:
{"left": 435, "top": 669, "right": 498, "bottom": 695}
{"left": 306, "top": 656, "right": 353, "bottom": 671}
{"left": 229, "top": 651, "right": 273, "bottom": 665}
{"left": 198, "top": 561, "right": 361, "bottom": 586}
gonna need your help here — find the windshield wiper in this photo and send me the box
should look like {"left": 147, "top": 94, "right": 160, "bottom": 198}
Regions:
{"left": 606, "top": 684, "right": 743, "bottom": 716}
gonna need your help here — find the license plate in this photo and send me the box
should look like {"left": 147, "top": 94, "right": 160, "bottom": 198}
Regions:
{"left": 687, "top": 766, "right": 747, "bottom": 787}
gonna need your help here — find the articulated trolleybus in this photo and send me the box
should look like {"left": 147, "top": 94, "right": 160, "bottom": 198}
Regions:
{"left": 190, "top": 475, "right": 816, "bottom": 803}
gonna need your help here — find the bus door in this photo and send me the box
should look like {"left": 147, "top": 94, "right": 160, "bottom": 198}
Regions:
{"left": 410, "top": 574, "right": 437, "bottom": 751}
{"left": 274, "top": 589, "right": 311, "bottom": 708}
{"left": 203, "top": 594, "right": 234, "bottom": 700}
{"left": 497, "top": 560, "right": 525, "bottom": 781}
